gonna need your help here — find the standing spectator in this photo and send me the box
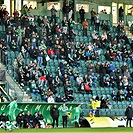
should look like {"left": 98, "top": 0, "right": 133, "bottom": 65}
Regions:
{"left": 51, "top": 5, "right": 57, "bottom": 23}
{"left": 50, "top": 105, "right": 59, "bottom": 128}
{"left": 62, "top": 17, "right": 68, "bottom": 31}
{"left": 16, "top": 26, "right": 23, "bottom": 46}
{"left": 69, "top": 29, "right": 76, "bottom": 42}
{"left": 62, "top": 3, "right": 70, "bottom": 22}
{"left": 82, "top": 18, "right": 88, "bottom": 36}
{"left": 118, "top": 6, "right": 124, "bottom": 22}
{"left": 61, "top": 103, "right": 68, "bottom": 128}
{"left": 91, "top": 8, "right": 96, "bottom": 25}
{"left": 13, "top": 10, "right": 19, "bottom": 21}
{"left": 125, "top": 104, "right": 133, "bottom": 127}
{"left": 79, "top": 6, "right": 85, "bottom": 23}
{"left": 6, "top": 25, "right": 12, "bottom": 46}
{"left": 11, "top": 27, "right": 17, "bottom": 42}
{"left": 69, "top": 6, "right": 73, "bottom": 20}
{"left": 94, "top": 13, "right": 100, "bottom": 31}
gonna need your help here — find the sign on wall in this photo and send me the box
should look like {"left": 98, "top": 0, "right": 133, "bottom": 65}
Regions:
{"left": 76, "top": 4, "right": 89, "bottom": 12}
{"left": 47, "top": 2, "right": 61, "bottom": 10}
{"left": 0, "top": 103, "right": 77, "bottom": 127}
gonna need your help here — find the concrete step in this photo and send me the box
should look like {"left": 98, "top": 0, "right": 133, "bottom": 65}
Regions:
{"left": 23, "top": 97, "right": 33, "bottom": 102}
{"left": 23, "top": 98, "right": 32, "bottom": 102}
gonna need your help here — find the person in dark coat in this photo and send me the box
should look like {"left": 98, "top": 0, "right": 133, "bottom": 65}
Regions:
{"left": 125, "top": 104, "right": 133, "bottom": 127}
{"left": 16, "top": 112, "right": 24, "bottom": 128}
{"left": 51, "top": 5, "right": 57, "bottom": 23}
{"left": 79, "top": 6, "right": 85, "bottom": 23}
{"left": 118, "top": 6, "right": 124, "bottom": 22}
{"left": 25, "top": 111, "right": 35, "bottom": 128}
{"left": 62, "top": 3, "right": 70, "bottom": 21}
{"left": 50, "top": 104, "right": 59, "bottom": 128}
{"left": 0, "top": 112, "right": 8, "bottom": 130}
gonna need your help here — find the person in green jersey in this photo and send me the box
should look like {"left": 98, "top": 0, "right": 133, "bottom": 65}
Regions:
{"left": 7, "top": 97, "right": 21, "bottom": 131}
{"left": 71, "top": 104, "right": 82, "bottom": 127}
{"left": 16, "top": 25, "right": 23, "bottom": 46}
{"left": 61, "top": 103, "right": 68, "bottom": 128}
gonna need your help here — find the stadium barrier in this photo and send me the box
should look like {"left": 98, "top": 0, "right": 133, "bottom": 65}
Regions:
{"left": 0, "top": 103, "right": 77, "bottom": 127}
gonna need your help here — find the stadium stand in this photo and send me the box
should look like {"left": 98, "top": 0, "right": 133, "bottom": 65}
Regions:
{"left": 0, "top": 3, "right": 133, "bottom": 117}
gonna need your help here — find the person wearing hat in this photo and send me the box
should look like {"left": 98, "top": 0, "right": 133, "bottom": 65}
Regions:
{"left": 125, "top": 104, "right": 133, "bottom": 127}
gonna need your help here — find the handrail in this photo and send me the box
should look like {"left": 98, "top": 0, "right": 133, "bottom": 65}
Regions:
{"left": 0, "top": 49, "right": 24, "bottom": 102}
{"left": 0, "top": 83, "right": 12, "bottom": 101}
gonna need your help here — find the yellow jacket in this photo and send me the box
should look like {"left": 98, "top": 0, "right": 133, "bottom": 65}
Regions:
{"left": 95, "top": 100, "right": 101, "bottom": 108}
{"left": 88, "top": 100, "right": 97, "bottom": 110}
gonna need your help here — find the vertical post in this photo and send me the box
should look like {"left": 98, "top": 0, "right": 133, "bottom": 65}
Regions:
{"left": 73, "top": 0, "right": 76, "bottom": 21}
{"left": 13, "top": 0, "right": 16, "bottom": 14}
{"left": 21, "top": 0, "right": 23, "bottom": 10}
{"left": 10, "top": 0, "right": 12, "bottom": 16}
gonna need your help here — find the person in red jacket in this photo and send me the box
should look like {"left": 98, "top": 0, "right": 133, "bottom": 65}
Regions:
{"left": 47, "top": 48, "right": 56, "bottom": 59}
{"left": 84, "top": 82, "right": 92, "bottom": 94}
{"left": 39, "top": 74, "right": 47, "bottom": 86}
{"left": 13, "top": 10, "right": 19, "bottom": 19}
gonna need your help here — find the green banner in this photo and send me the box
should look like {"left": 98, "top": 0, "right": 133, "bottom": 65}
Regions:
{"left": 0, "top": 103, "right": 77, "bottom": 127}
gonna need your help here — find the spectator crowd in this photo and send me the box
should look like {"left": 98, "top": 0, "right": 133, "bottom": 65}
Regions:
{"left": 0, "top": 3, "right": 133, "bottom": 105}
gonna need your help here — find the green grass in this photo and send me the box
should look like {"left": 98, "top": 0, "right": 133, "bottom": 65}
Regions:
{"left": 0, "top": 128, "right": 133, "bottom": 133}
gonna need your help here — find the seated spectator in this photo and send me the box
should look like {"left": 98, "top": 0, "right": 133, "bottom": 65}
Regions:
{"left": 117, "top": 22, "right": 124, "bottom": 33}
{"left": 126, "top": 90, "right": 133, "bottom": 101}
{"left": 38, "top": 112, "right": 44, "bottom": 128}
{"left": 55, "top": 95, "right": 62, "bottom": 102}
{"left": 111, "top": 90, "right": 117, "bottom": 100}
{"left": 101, "top": 21, "right": 110, "bottom": 31}
{"left": 62, "top": 95, "right": 68, "bottom": 102}
{"left": 49, "top": 79, "right": 57, "bottom": 94}
{"left": 106, "top": 99, "right": 112, "bottom": 109}
{"left": 110, "top": 70, "right": 116, "bottom": 80}
{"left": 84, "top": 82, "right": 93, "bottom": 94}
{"left": 103, "top": 74, "right": 110, "bottom": 87}
{"left": 123, "top": 69, "right": 132, "bottom": 81}
{"left": 100, "top": 97, "right": 108, "bottom": 109}
{"left": 47, "top": 48, "right": 55, "bottom": 59}
{"left": 116, "top": 51, "right": 122, "bottom": 61}
{"left": 121, "top": 63, "right": 128, "bottom": 73}
{"left": 105, "top": 50, "right": 111, "bottom": 61}
{"left": 76, "top": 74, "right": 83, "bottom": 88}
{"left": 39, "top": 74, "right": 47, "bottom": 87}
{"left": 65, "top": 88, "right": 73, "bottom": 101}
{"left": 47, "top": 94, "right": 55, "bottom": 103}
{"left": 25, "top": 111, "right": 35, "bottom": 128}
{"left": 117, "top": 89, "right": 125, "bottom": 101}
{"left": 122, "top": 75, "right": 129, "bottom": 88}
{"left": 16, "top": 112, "right": 24, "bottom": 128}
{"left": 91, "top": 31, "right": 98, "bottom": 41}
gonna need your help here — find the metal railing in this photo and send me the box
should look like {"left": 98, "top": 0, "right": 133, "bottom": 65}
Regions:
{"left": 0, "top": 49, "right": 24, "bottom": 102}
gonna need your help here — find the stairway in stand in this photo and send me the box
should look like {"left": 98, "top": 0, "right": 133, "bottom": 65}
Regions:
{"left": 0, "top": 63, "right": 32, "bottom": 102}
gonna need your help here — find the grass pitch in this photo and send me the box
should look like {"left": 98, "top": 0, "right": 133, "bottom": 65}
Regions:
{"left": 0, "top": 127, "right": 133, "bottom": 133}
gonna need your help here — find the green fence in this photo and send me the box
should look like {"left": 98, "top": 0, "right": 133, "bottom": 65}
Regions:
{"left": 0, "top": 103, "right": 77, "bottom": 127}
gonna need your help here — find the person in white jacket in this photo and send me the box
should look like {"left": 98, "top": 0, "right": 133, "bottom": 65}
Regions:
{"left": 48, "top": 95, "right": 55, "bottom": 103}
